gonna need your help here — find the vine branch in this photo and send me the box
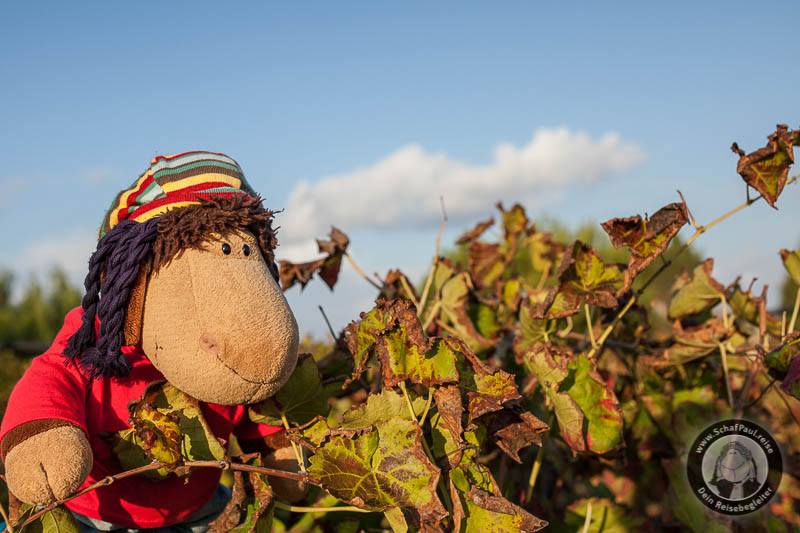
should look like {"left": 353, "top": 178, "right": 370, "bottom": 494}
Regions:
{"left": 13, "top": 460, "right": 316, "bottom": 530}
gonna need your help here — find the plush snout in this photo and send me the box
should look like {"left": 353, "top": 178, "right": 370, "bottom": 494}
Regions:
{"left": 140, "top": 231, "right": 299, "bottom": 405}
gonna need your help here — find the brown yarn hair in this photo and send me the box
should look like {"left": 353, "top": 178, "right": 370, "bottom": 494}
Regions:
{"left": 152, "top": 194, "right": 279, "bottom": 278}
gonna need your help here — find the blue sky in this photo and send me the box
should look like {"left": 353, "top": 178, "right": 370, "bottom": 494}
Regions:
{"left": 1, "top": 2, "right": 799, "bottom": 336}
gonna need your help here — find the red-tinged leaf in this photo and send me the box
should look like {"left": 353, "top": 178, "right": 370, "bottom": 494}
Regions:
{"left": 456, "top": 217, "right": 495, "bottom": 245}
{"left": 732, "top": 124, "right": 798, "bottom": 208}
{"left": 602, "top": 202, "right": 688, "bottom": 294}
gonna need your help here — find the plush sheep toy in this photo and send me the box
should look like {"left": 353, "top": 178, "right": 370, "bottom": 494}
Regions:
{"left": 0, "top": 152, "right": 301, "bottom": 530}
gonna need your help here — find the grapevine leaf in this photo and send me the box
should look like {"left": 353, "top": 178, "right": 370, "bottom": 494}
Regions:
{"left": 482, "top": 409, "right": 548, "bottom": 463}
{"left": 431, "top": 385, "right": 464, "bottom": 468}
{"left": 249, "top": 354, "right": 328, "bottom": 426}
{"left": 564, "top": 498, "right": 644, "bottom": 532}
{"left": 498, "top": 202, "right": 529, "bottom": 252}
{"left": 667, "top": 259, "right": 725, "bottom": 319}
{"left": 115, "top": 381, "right": 225, "bottom": 475}
{"left": 381, "top": 269, "right": 419, "bottom": 301}
{"left": 339, "top": 389, "right": 426, "bottom": 429}
{"left": 646, "top": 319, "right": 741, "bottom": 367}
{"left": 467, "top": 241, "right": 505, "bottom": 288}
{"left": 522, "top": 344, "right": 622, "bottom": 454}
{"left": 731, "top": 124, "right": 798, "bottom": 208}
{"left": 384, "top": 507, "right": 409, "bottom": 533}
{"left": 780, "top": 249, "right": 800, "bottom": 286}
{"left": 728, "top": 282, "right": 783, "bottom": 336}
{"left": 456, "top": 217, "right": 495, "bottom": 245}
{"left": 512, "top": 301, "right": 556, "bottom": 360}
{"left": 344, "top": 299, "right": 459, "bottom": 387}
{"left": 763, "top": 334, "right": 800, "bottom": 399}
{"left": 450, "top": 485, "right": 547, "bottom": 532}
{"left": 601, "top": 202, "right": 688, "bottom": 294}
{"left": 344, "top": 299, "right": 397, "bottom": 384}
{"left": 377, "top": 330, "right": 460, "bottom": 388}
{"left": 564, "top": 353, "right": 624, "bottom": 454}
{"left": 458, "top": 350, "right": 521, "bottom": 423}
{"left": 440, "top": 273, "right": 497, "bottom": 351}
{"left": 279, "top": 227, "right": 350, "bottom": 291}
{"left": 523, "top": 230, "right": 565, "bottom": 276}
{"left": 537, "top": 241, "right": 625, "bottom": 319}
{"left": 307, "top": 417, "right": 447, "bottom": 523}
{"left": 16, "top": 504, "right": 79, "bottom": 533}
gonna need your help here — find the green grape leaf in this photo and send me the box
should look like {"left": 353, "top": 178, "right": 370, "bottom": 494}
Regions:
{"left": 601, "top": 202, "right": 688, "bottom": 294}
{"left": 728, "top": 282, "right": 783, "bottom": 336}
{"left": 339, "top": 389, "right": 426, "bottom": 429}
{"left": 731, "top": 124, "right": 798, "bottom": 208}
{"left": 537, "top": 241, "right": 625, "bottom": 319}
{"left": 523, "top": 230, "right": 565, "bottom": 276}
{"left": 763, "top": 334, "right": 800, "bottom": 399}
{"left": 522, "top": 344, "right": 622, "bottom": 454}
{"left": 249, "top": 354, "right": 328, "bottom": 426}
{"left": 344, "top": 299, "right": 460, "bottom": 387}
{"left": 440, "top": 272, "right": 497, "bottom": 351}
{"left": 564, "top": 498, "right": 644, "bottom": 533}
{"left": 780, "top": 249, "right": 800, "bottom": 286}
{"left": 498, "top": 202, "right": 529, "bottom": 252}
{"left": 450, "top": 485, "right": 547, "bottom": 532}
{"left": 307, "top": 417, "right": 447, "bottom": 523}
{"left": 16, "top": 504, "right": 79, "bottom": 533}
{"left": 458, "top": 348, "right": 521, "bottom": 423}
{"left": 667, "top": 259, "right": 725, "bottom": 319}
{"left": 513, "top": 301, "right": 557, "bottom": 360}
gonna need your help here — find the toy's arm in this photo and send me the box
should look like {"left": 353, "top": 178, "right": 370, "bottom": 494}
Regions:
{"left": 0, "top": 330, "right": 93, "bottom": 504}
{"left": 3, "top": 422, "right": 92, "bottom": 503}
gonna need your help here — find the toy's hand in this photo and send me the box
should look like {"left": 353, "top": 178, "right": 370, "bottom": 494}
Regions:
{"left": 264, "top": 445, "right": 307, "bottom": 503}
{"left": 4, "top": 425, "right": 93, "bottom": 505}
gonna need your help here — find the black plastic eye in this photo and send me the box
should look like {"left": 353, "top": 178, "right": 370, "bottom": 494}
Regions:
{"left": 243, "top": 244, "right": 251, "bottom": 256}
{"left": 221, "top": 243, "right": 231, "bottom": 255}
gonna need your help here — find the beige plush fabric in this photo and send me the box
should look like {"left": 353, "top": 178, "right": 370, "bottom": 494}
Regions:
{"left": 141, "top": 231, "right": 299, "bottom": 405}
{"left": 4, "top": 425, "right": 92, "bottom": 504}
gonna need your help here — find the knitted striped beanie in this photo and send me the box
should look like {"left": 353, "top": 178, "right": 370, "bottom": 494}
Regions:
{"left": 100, "top": 151, "right": 257, "bottom": 237}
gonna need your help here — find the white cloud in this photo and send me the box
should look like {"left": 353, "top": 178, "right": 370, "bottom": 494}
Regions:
{"left": 278, "top": 127, "right": 645, "bottom": 249}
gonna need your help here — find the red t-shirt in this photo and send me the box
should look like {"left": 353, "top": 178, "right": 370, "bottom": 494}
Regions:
{"left": 0, "top": 308, "right": 281, "bottom": 528}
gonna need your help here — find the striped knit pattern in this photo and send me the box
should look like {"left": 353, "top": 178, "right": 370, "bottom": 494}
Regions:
{"left": 99, "top": 151, "right": 257, "bottom": 237}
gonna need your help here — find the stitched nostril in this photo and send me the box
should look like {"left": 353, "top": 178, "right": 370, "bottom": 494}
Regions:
{"left": 200, "top": 334, "right": 220, "bottom": 356}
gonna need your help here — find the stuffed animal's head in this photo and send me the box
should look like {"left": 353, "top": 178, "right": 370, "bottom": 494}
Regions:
{"left": 65, "top": 152, "right": 299, "bottom": 405}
